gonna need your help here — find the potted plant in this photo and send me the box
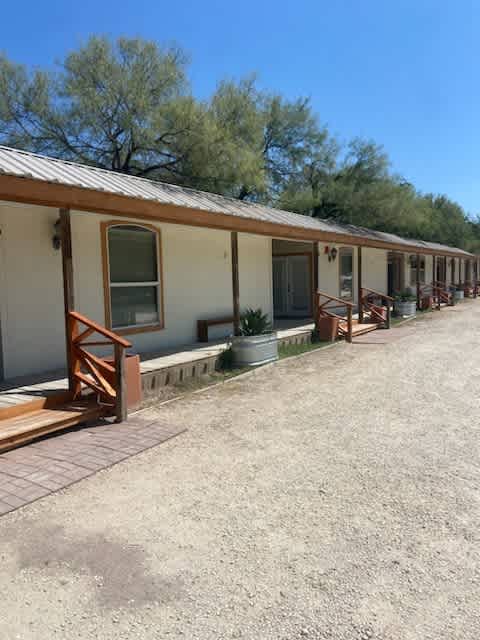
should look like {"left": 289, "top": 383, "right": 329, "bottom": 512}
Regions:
{"left": 231, "top": 308, "right": 278, "bottom": 367}
{"left": 316, "top": 314, "right": 339, "bottom": 341}
{"left": 393, "top": 290, "right": 417, "bottom": 317}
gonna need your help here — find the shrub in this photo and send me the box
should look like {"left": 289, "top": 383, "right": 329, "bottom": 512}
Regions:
{"left": 217, "top": 346, "right": 234, "bottom": 370}
{"left": 394, "top": 290, "right": 417, "bottom": 302}
{"left": 239, "top": 308, "right": 272, "bottom": 336}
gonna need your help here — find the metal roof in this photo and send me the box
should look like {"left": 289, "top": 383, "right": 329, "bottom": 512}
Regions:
{"left": 0, "top": 145, "right": 473, "bottom": 257}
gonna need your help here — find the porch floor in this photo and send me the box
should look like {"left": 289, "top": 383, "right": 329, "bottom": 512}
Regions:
{"left": 0, "top": 320, "right": 316, "bottom": 412}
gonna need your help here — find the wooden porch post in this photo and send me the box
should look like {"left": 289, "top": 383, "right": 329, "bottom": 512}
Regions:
{"left": 432, "top": 255, "right": 439, "bottom": 310}
{"left": 416, "top": 253, "right": 420, "bottom": 310}
{"left": 476, "top": 260, "right": 479, "bottom": 298}
{"left": 451, "top": 258, "right": 455, "bottom": 286}
{"left": 357, "top": 246, "right": 363, "bottom": 323}
{"left": 471, "top": 259, "right": 475, "bottom": 298}
{"left": 114, "top": 342, "right": 127, "bottom": 422}
{"left": 312, "top": 242, "right": 319, "bottom": 326}
{"left": 231, "top": 231, "right": 241, "bottom": 336}
{"left": 59, "top": 208, "right": 76, "bottom": 393}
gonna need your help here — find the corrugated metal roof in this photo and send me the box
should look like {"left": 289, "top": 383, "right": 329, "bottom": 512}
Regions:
{"left": 0, "top": 145, "right": 473, "bottom": 257}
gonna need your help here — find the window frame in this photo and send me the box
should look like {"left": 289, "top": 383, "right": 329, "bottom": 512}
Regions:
{"left": 338, "top": 247, "right": 354, "bottom": 301}
{"left": 101, "top": 220, "right": 165, "bottom": 335}
{"left": 409, "top": 254, "right": 425, "bottom": 286}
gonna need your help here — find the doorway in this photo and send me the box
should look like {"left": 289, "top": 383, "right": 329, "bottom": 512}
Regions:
{"left": 436, "top": 257, "right": 446, "bottom": 283}
{"left": 273, "top": 255, "right": 312, "bottom": 317}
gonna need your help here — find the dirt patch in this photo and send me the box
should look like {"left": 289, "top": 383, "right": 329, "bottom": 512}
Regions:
{"left": 5, "top": 522, "right": 183, "bottom": 610}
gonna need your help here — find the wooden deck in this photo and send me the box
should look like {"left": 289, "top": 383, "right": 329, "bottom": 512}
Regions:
{"left": 0, "top": 399, "right": 106, "bottom": 453}
{"left": 345, "top": 320, "right": 381, "bottom": 337}
{"left": 0, "top": 372, "right": 69, "bottom": 416}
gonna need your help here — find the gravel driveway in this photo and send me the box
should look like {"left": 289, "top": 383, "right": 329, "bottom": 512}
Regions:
{"left": 1, "top": 304, "right": 480, "bottom": 640}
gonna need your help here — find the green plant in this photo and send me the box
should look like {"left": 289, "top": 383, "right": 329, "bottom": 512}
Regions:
{"left": 239, "top": 308, "right": 272, "bottom": 336}
{"left": 394, "top": 290, "right": 416, "bottom": 302}
{"left": 217, "top": 346, "right": 234, "bottom": 371}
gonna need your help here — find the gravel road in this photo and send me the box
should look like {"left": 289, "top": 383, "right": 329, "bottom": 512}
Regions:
{"left": 1, "top": 304, "right": 480, "bottom": 640}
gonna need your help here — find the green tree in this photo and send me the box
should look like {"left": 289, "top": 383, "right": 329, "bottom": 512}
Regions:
{"left": 0, "top": 36, "right": 211, "bottom": 181}
{"left": 207, "top": 77, "right": 336, "bottom": 200}
{"left": 0, "top": 35, "right": 477, "bottom": 251}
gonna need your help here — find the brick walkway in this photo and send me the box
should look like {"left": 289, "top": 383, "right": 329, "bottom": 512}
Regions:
{"left": 0, "top": 409, "right": 186, "bottom": 516}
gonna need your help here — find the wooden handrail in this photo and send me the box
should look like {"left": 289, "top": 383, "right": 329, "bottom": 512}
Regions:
{"left": 361, "top": 287, "right": 394, "bottom": 302}
{"left": 315, "top": 291, "right": 353, "bottom": 342}
{"left": 432, "top": 284, "right": 454, "bottom": 309}
{"left": 359, "top": 288, "right": 391, "bottom": 328}
{"left": 69, "top": 310, "right": 132, "bottom": 348}
{"left": 316, "top": 291, "right": 355, "bottom": 308}
{"left": 67, "top": 311, "right": 132, "bottom": 422}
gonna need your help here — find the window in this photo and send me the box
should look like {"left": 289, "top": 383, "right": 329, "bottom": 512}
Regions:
{"left": 409, "top": 254, "right": 425, "bottom": 285}
{"left": 339, "top": 248, "right": 353, "bottom": 300}
{"left": 104, "top": 223, "right": 163, "bottom": 332}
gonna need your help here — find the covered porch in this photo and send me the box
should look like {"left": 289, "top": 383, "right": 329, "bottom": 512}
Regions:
{"left": 0, "top": 145, "right": 477, "bottom": 453}
{"left": 0, "top": 317, "right": 315, "bottom": 450}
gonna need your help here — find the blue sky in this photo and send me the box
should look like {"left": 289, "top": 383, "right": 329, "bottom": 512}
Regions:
{"left": 1, "top": 1, "right": 477, "bottom": 213}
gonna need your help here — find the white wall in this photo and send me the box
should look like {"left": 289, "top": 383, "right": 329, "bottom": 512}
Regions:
{"left": 0, "top": 203, "right": 274, "bottom": 379}
{"left": 317, "top": 243, "right": 388, "bottom": 304}
{"left": 239, "top": 234, "right": 273, "bottom": 318}
{"left": 317, "top": 242, "right": 359, "bottom": 303}
{"left": 72, "top": 212, "right": 274, "bottom": 351}
{"left": 363, "top": 248, "right": 388, "bottom": 294}
{"left": 0, "top": 203, "right": 66, "bottom": 378}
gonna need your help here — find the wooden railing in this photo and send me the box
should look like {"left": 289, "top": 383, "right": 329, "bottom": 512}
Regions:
{"left": 315, "top": 291, "right": 354, "bottom": 343}
{"left": 417, "top": 283, "right": 436, "bottom": 310}
{"left": 463, "top": 280, "right": 475, "bottom": 298}
{"left": 359, "top": 288, "right": 393, "bottom": 329}
{"left": 432, "top": 281, "right": 454, "bottom": 308}
{"left": 67, "top": 311, "right": 132, "bottom": 422}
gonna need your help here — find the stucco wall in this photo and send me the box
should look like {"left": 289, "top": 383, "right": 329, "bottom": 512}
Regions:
{"left": 402, "top": 253, "right": 437, "bottom": 291}
{"left": 0, "top": 203, "right": 66, "bottom": 378}
{"left": 363, "top": 248, "right": 388, "bottom": 294}
{"left": 317, "top": 242, "right": 358, "bottom": 302}
{"left": 238, "top": 234, "right": 272, "bottom": 317}
{"left": 0, "top": 203, "right": 274, "bottom": 379}
{"left": 72, "top": 212, "right": 273, "bottom": 348}
{"left": 317, "top": 243, "right": 387, "bottom": 304}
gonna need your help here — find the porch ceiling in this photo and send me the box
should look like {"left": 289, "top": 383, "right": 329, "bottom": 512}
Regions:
{"left": 0, "top": 145, "right": 475, "bottom": 260}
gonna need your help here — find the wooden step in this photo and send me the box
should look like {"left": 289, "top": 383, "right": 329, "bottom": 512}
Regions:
{"left": 339, "top": 321, "right": 380, "bottom": 337}
{"left": 0, "top": 391, "right": 73, "bottom": 421}
{"left": 0, "top": 400, "right": 108, "bottom": 453}
{"left": 351, "top": 323, "right": 380, "bottom": 336}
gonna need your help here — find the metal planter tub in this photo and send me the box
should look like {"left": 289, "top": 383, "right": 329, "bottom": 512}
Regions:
{"left": 394, "top": 300, "right": 417, "bottom": 317}
{"left": 231, "top": 333, "right": 279, "bottom": 367}
{"left": 454, "top": 290, "right": 464, "bottom": 301}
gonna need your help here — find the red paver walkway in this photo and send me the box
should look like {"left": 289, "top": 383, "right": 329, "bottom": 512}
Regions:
{"left": 0, "top": 409, "right": 185, "bottom": 516}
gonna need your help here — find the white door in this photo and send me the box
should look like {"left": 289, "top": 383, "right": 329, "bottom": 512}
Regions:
{"left": 273, "top": 255, "right": 311, "bottom": 317}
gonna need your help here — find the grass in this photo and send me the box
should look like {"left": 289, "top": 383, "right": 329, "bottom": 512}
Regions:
{"left": 157, "top": 342, "right": 334, "bottom": 402}
{"left": 390, "top": 307, "right": 433, "bottom": 326}
{"left": 278, "top": 338, "right": 336, "bottom": 359}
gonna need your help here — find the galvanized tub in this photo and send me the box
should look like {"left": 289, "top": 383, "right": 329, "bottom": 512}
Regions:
{"left": 231, "top": 333, "right": 279, "bottom": 367}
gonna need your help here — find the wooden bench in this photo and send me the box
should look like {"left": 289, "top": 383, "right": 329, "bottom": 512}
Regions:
{"left": 197, "top": 316, "right": 234, "bottom": 343}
